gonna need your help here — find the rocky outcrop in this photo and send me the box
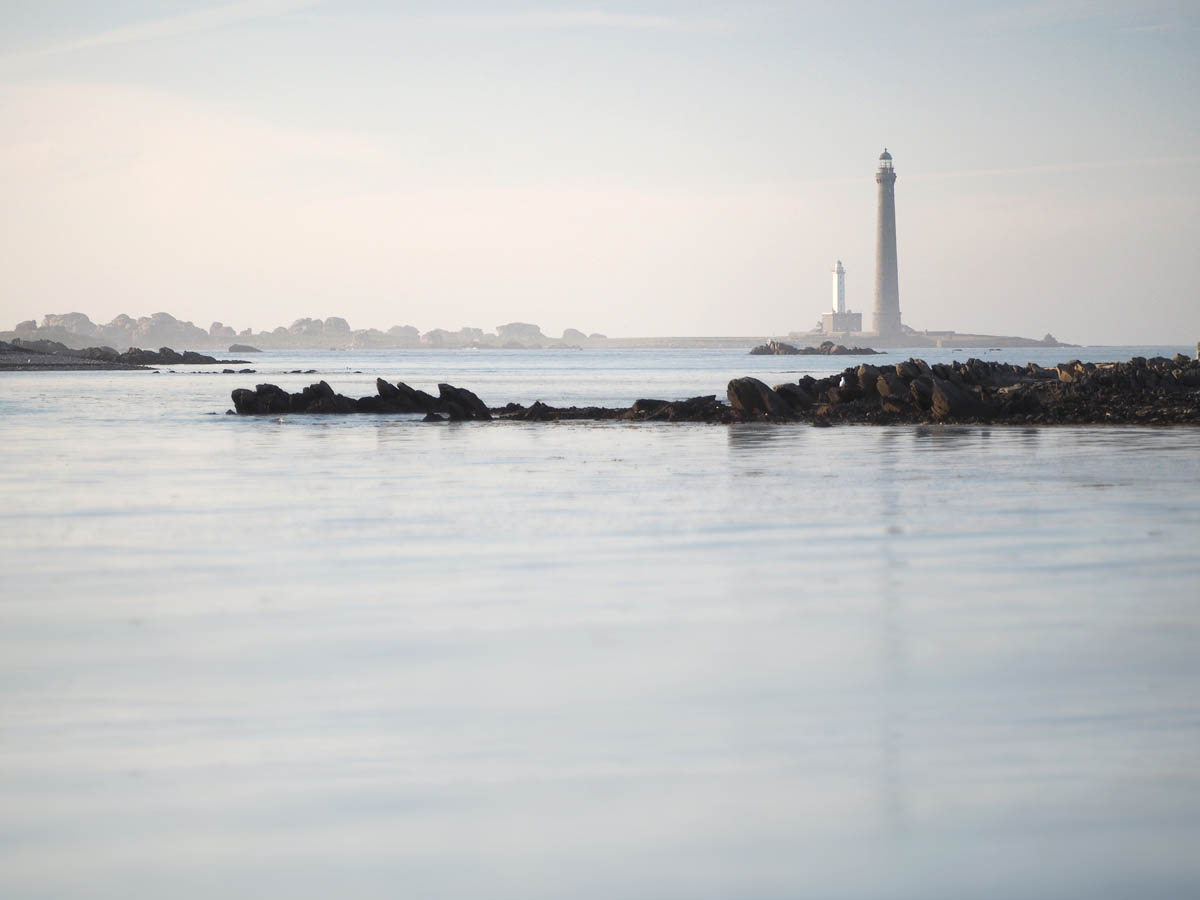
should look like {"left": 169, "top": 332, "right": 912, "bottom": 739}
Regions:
{"left": 750, "top": 339, "right": 882, "bottom": 356}
{"left": 727, "top": 377, "right": 791, "bottom": 418}
{"left": 8, "top": 340, "right": 248, "bottom": 365}
{"left": 228, "top": 344, "right": 261, "bottom": 353}
{"left": 791, "top": 355, "right": 1200, "bottom": 425}
{"left": 0, "top": 340, "right": 147, "bottom": 371}
{"left": 229, "top": 355, "right": 1200, "bottom": 425}
{"left": 232, "top": 379, "right": 492, "bottom": 419}
{"left": 120, "top": 347, "right": 250, "bottom": 365}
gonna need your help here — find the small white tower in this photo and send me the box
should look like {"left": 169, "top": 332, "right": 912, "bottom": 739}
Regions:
{"left": 832, "top": 260, "right": 846, "bottom": 314}
{"left": 821, "top": 259, "right": 862, "bottom": 335}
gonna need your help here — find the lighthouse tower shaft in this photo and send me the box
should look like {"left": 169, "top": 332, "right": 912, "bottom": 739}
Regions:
{"left": 873, "top": 150, "right": 902, "bottom": 337}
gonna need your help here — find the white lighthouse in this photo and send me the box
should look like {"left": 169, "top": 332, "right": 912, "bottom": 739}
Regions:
{"left": 821, "top": 259, "right": 862, "bottom": 335}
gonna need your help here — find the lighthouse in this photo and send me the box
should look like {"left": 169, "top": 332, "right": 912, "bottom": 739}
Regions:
{"left": 821, "top": 259, "right": 862, "bottom": 335}
{"left": 873, "top": 148, "right": 902, "bottom": 337}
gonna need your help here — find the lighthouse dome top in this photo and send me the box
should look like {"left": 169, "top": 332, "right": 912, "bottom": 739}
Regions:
{"left": 879, "top": 148, "right": 892, "bottom": 160}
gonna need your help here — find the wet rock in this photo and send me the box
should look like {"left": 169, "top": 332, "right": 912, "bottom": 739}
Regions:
{"left": 876, "top": 370, "right": 906, "bottom": 398}
{"left": 228, "top": 355, "right": 1200, "bottom": 425}
{"left": 910, "top": 375, "right": 934, "bottom": 410}
{"left": 774, "top": 383, "right": 816, "bottom": 410}
{"left": 749, "top": 340, "right": 801, "bottom": 355}
{"left": 630, "top": 398, "right": 671, "bottom": 417}
{"left": 232, "top": 383, "right": 292, "bottom": 414}
{"left": 727, "top": 377, "right": 791, "bottom": 419}
{"left": 437, "top": 383, "right": 491, "bottom": 420}
{"left": 931, "top": 376, "right": 984, "bottom": 421}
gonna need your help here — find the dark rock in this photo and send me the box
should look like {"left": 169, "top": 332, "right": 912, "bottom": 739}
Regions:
{"left": 231, "top": 383, "right": 292, "bottom": 414}
{"left": 774, "top": 383, "right": 816, "bottom": 410}
{"left": 289, "top": 380, "right": 358, "bottom": 414}
{"left": 750, "top": 339, "right": 881, "bottom": 356}
{"left": 749, "top": 340, "right": 801, "bottom": 355}
{"left": 930, "top": 376, "right": 984, "bottom": 421}
{"left": 229, "top": 344, "right": 261, "bottom": 353}
{"left": 376, "top": 378, "right": 400, "bottom": 401}
{"left": 520, "top": 401, "right": 556, "bottom": 421}
{"left": 876, "top": 370, "right": 906, "bottom": 397}
{"left": 422, "top": 412, "right": 445, "bottom": 422}
{"left": 437, "top": 383, "right": 491, "bottom": 420}
{"left": 394, "top": 383, "right": 439, "bottom": 413}
{"left": 727, "top": 377, "right": 791, "bottom": 419}
{"left": 631, "top": 398, "right": 671, "bottom": 417}
{"left": 910, "top": 375, "right": 934, "bottom": 410}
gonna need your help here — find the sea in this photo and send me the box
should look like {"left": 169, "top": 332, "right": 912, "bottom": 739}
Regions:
{"left": 2, "top": 345, "right": 1199, "bottom": 899}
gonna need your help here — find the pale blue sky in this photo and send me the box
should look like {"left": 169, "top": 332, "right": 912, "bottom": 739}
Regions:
{"left": 1, "top": 1, "right": 1197, "bottom": 341}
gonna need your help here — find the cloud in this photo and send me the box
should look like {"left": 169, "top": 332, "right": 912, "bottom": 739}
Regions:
{"left": 9, "top": 0, "right": 321, "bottom": 59}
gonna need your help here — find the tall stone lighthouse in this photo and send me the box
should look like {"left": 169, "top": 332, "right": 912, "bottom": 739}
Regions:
{"left": 873, "top": 148, "right": 902, "bottom": 337}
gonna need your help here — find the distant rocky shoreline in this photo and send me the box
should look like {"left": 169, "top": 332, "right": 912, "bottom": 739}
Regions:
{"left": 0, "top": 339, "right": 249, "bottom": 370}
{"left": 2, "top": 312, "right": 604, "bottom": 352}
{"left": 230, "top": 354, "right": 1200, "bottom": 425}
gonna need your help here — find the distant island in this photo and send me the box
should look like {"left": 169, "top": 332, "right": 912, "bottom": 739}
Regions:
{"left": 0, "top": 312, "right": 608, "bottom": 353}
{"left": 1, "top": 310, "right": 1078, "bottom": 353}
{"left": 750, "top": 340, "right": 882, "bottom": 356}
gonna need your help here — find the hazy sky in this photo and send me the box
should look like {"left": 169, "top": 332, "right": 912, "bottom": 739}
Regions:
{"left": 1, "top": 1, "right": 1197, "bottom": 342}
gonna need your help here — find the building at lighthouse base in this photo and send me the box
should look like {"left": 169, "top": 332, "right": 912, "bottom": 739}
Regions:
{"left": 821, "top": 311, "right": 862, "bottom": 335}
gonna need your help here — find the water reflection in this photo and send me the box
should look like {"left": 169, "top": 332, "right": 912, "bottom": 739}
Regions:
{"left": 726, "top": 424, "right": 800, "bottom": 452}
{"left": 874, "top": 428, "right": 909, "bottom": 835}
{"left": 912, "top": 425, "right": 977, "bottom": 449}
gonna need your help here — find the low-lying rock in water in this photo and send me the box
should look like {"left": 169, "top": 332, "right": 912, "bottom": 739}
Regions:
{"left": 121, "top": 347, "right": 250, "bottom": 365}
{"left": 10, "top": 339, "right": 250, "bottom": 366}
{"left": 230, "top": 355, "right": 1200, "bottom": 425}
{"left": 232, "top": 378, "right": 492, "bottom": 419}
{"left": 228, "top": 343, "right": 261, "bottom": 353}
{"left": 750, "top": 339, "right": 882, "bottom": 356}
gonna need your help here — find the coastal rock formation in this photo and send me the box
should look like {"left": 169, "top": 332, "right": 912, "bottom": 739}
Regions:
{"left": 0, "top": 340, "right": 148, "bottom": 371}
{"left": 750, "top": 340, "right": 882, "bottom": 356}
{"left": 5, "top": 340, "right": 248, "bottom": 366}
{"left": 121, "top": 347, "right": 250, "bottom": 366}
{"left": 232, "top": 379, "right": 492, "bottom": 420}
{"left": 230, "top": 355, "right": 1200, "bottom": 425}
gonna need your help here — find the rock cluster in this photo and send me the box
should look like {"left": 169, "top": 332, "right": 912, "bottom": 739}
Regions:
{"left": 750, "top": 339, "right": 882, "bottom": 356}
{"left": 731, "top": 355, "right": 1200, "bottom": 425}
{"left": 230, "top": 355, "right": 1200, "bottom": 425}
{"left": 8, "top": 339, "right": 248, "bottom": 366}
{"left": 120, "top": 347, "right": 249, "bottom": 365}
{"left": 232, "top": 379, "right": 492, "bottom": 420}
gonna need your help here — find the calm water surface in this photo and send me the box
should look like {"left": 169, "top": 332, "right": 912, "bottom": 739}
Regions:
{"left": 2, "top": 347, "right": 1199, "bottom": 898}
